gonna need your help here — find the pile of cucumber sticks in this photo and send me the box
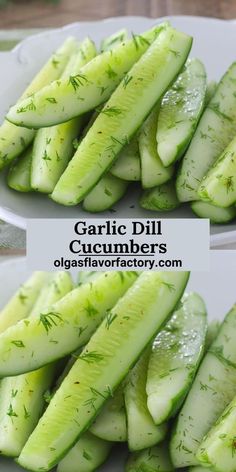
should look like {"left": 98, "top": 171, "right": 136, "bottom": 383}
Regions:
{"left": 2, "top": 21, "right": 236, "bottom": 223}
{"left": 0, "top": 269, "right": 236, "bottom": 471}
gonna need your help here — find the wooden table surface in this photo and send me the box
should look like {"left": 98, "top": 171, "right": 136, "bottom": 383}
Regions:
{"left": 0, "top": 0, "right": 235, "bottom": 28}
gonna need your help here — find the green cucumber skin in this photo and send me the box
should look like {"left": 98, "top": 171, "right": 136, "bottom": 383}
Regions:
{"left": 126, "top": 443, "right": 174, "bottom": 472}
{"left": 191, "top": 201, "right": 236, "bottom": 224}
{"left": 82, "top": 173, "right": 128, "bottom": 212}
{"left": 125, "top": 347, "right": 167, "bottom": 451}
{"left": 205, "top": 81, "right": 217, "bottom": 107}
{"left": 7, "top": 145, "right": 33, "bottom": 192}
{"left": 90, "top": 384, "right": 127, "bottom": 442}
{"left": 138, "top": 106, "right": 174, "bottom": 189}
{"left": 140, "top": 180, "right": 180, "bottom": 212}
{"left": 198, "top": 135, "right": 236, "bottom": 208}
{"left": 0, "top": 271, "right": 48, "bottom": 334}
{"left": 176, "top": 63, "right": 236, "bottom": 203}
{"left": 205, "top": 320, "right": 220, "bottom": 351}
{"left": 51, "top": 27, "right": 192, "bottom": 206}
{"left": 171, "top": 305, "right": 236, "bottom": 468}
{"left": 146, "top": 292, "right": 207, "bottom": 425}
{"left": 157, "top": 58, "right": 207, "bottom": 167}
{"left": 57, "top": 431, "right": 112, "bottom": 472}
{"left": 7, "top": 24, "right": 167, "bottom": 129}
{"left": 0, "top": 37, "right": 78, "bottom": 169}
{"left": 0, "top": 271, "right": 72, "bottom": 457}
{"left": 31, "top": 38, "right": 97, "bottom": 194}
{"left": 0, "top": 271, "right": 137, "bottom": 377}
{"left": 110, "top": 136, "right": 141, "bottom": 182}
{"left": 18, "top": 271, "right": 189, "bottom": 472}
{"left": 197, "top": 396, "right": 236, "bottom": 472}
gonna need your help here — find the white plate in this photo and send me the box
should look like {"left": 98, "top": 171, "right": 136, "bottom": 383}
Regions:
{"left": 0, "top": 253, "right": 236, "bottom": 471}
{"left": 1, "top": 16, "right": 236, "bottom": 244}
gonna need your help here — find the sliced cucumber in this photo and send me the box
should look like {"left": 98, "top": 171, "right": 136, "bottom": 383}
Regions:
{"left": 157, "top": 58, "right": 207, "bottom": 167}
{"left": 176, "top": 63, "right": 236, "bottom": 202}
{"left": 0, "top": 37, "right": 77, "bottom": 169}
{"left": 139, "top": 106, "right": 174, "bottom": 188}
{"left": 188, "top": 467, "right": 215, "bottom": 472}
{"left": 125, "top": 347, "right": 167, "bottom": 451}
{"left": 101, "top": 29, "right": 128, "bottom": 52}
{"left": 57, "top": 431, "right": 112, "bottom": 472}
{"left": 82, "top": 173, "right": 128, "bottom": 212}
{"left": 31, "top": 38, "right": 97, "bottom": 194}
{"left": 205, "top": 81, "right": 217, "bottom": 106}
{"left": 205, "top": 320, "right": 220, "bottom": 350}
{"left": 140, "top": 180, "right": 180, "bottom": 212}
{"left": 0, "top": 271, "right": 137, "bottom": 376}
{"left": 191, "top": 201, "right": 236, "bottom": 223}
{"left": 171, "top": 304, "right": 236, "bottom": 468}
{"left": 146, "top": 293, "right": 207, "bottom": 425}
{"left": 0, "top": 271, "right": 72, "bottom": 457}
{"left": 78, "top": 271, "right": 102, "bottom": 285}
{"left": 90, "top": 384, "right": 127, "bottom": 442}
{"left": 197, "top": 394, "right": 236, "bottom": 472}
{"left": 198, "top": 135, "right": 236, "bottom": 208}
{"left": 126, "top": 443, "right": 174, "bottom": 472}
{"left": 0, "top": 271, "right": 48, "bottom": 333}
{"left": 7, "top": 145, "right": 32, "bottom": 192}
{"left": 7, "top": 24, "right": 167, "bottom": 128}
{"left": 51, "top": 27, "right": 192, "bottom": 206}
{"left": 110, "top": 136, "right": 141, "bottom": 181}
{"left": 18, "top": 271, "right": 189, "bottom": 471}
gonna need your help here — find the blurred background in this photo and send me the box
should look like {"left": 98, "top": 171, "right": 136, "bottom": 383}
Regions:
{"left": 0, "top": 0, "right": 235, "bottom": 29}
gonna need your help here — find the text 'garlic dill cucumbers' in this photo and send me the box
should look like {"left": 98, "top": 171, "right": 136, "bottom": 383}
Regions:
{"left": 7, "top": 24, "right": 167, "bottom": 128}
{"left": 57, "top": 431, "right": 112, "bottom": 472}
{"left": 0, "top": 37, "right": 77, "bottom": 169}
{"left": 0, "top": 271, "right": 48, "bottom": 333}
{"left": 146, "top": 293, "right": 207, "bottom": 425}
{"left": 7, "top": 145, "right": 33, "bottom": 192}
{"left": 51, "top": 26, "right": 192, "bottom": 206}
{"left": 140, "top": 180, "right": 180, "bottom": 212}
{"left": 0, "top": 271, "right": 72, "bottom": 457}
{"left": 0, "top": 271, "right": 137, "bottom": 376}
{"left": 90, "top": 383, "right": 127, "bottom": 442}
{"left": 157, "top": 58, "right": 207, "bottom": 167}
{"left": 18, "top": 271, "right": 189, "bottom": 471}
{"left": 31, "top": 37, "right": 97, "bottom": 194}
{"left": 197, "top": 394, "right": 236, "bottom": 472}
{"left": 191, "top": 201, "right": 236, "bottom": 223}
{"left": 176, "top": 62, "right": 236, "bottom": 202}
{"left": 126, "top": 443, "right": 174, "bottom": 472}
{"left": 125, "top": 347, "right": 167, "bottom": 451}
{"left": 138, "top": 106, "right": 174, "bottom": 188}
{"left": 170, "top": 304, "right": 236, "bottom": 468}
{"left": 198, "top": 135, "right": 236, "bottom": 207}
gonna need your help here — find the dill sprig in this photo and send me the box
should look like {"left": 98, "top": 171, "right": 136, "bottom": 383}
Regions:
{"left": 39, "top": 312, "right": 63, "bottom": 333}
{"left": 11, "top": 340, "right": 25, "bottom": 348}
{"left": 79, "top": 351, "right": 104, "bottom": 364}
{"left": 105, "top": 311, "right": 117, "bottom": 330}
{"left": 69, "top": 74, "right": 90, "bottom": 91}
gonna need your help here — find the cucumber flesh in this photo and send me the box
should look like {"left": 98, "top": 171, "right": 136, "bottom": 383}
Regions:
{"left": 51, "top": 27, "right": 192, "bottom": 206}
{"left": 189, "top": 467, "right": 215, "bottom": 472}
{"left": 205, "top": 81, "right": 217, "bottom": 106}
{"left": 18, "top": 271, "right": 189, "bottom": 471}
{"left": 0, "top": 271, "right": 48, "bottom": 333}
{"left": 191, "top": 201, "right": 236, "bottom": 223}
{"left": 126, "top": 442, "right": 174, "bottom": 472}
{"left": 197, "top": 395, "right": 236, "bottom": 472}
{"left": 140, "top": 180, "right": 180, "bottom": 212}
{"left": 110, "top": 136, "right": 141, "bottom": 181}
{"left": 7, "top": 145, "right": 32, "bottom": 192}
{"left": 57, "top": 431, "right": 112, "bottom": 472}
{"left": 0, "top": 271, "right": 137, "bottom": 376}
{"left": 7, "top": 24, "right": 167, "bottom": 128}
{"left": 171, "top": 304, "right": 236, "bottom": 468}
{"left": 0, "top": 271, "right": 72, "bottom": 457}
{"left": 0, "top": 37, "right": 78, "bottom": 168}
{"left": 139, "top": 106, "right": 174, "bottom": 188}
{"left": 101, "top": 29, "right": 128, "bottom": 52}
{"left": 157, "top": 58, "right": 207, "bottom": 167}
{"left": 90, "top": 384, "right": 127, "bottom": 442}
{"left": 31, "top": 38, "right": 97, "bottom": 194}
{"left": 198, "top": 135, "right": 236, "bottom": 208}
{"left": 82, "top": 173, "right": 128, "bottom": 212}
{"left": 176, "top": 63, "right": 236, "bottom": 202}
{"left": 78, "top": 271, "right": 102, "bottom": 285}
{"left": 205, "top": 320, "right": 220, "bottom": 350}
{"left": 125, "top": 347, "right": 167, "bottom": 451}
{"left": 146, "top": 292, "right": 207, "bottom": 425}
